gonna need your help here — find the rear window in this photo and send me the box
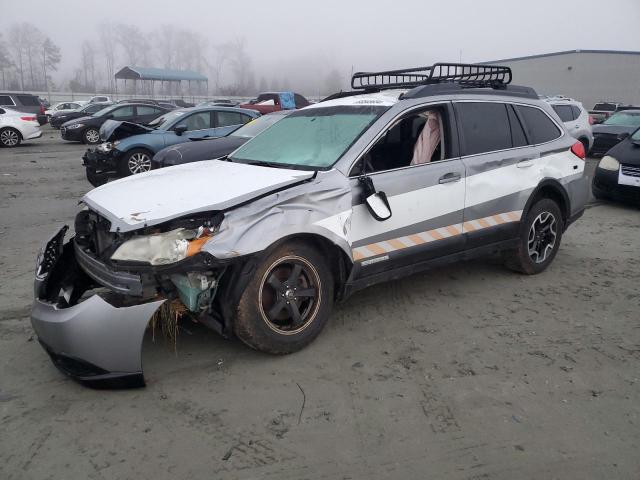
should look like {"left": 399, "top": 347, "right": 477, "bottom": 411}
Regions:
{"left": 0, "top": 95, "right": 15, "bottom": 106}
{"left": 552, "top": 105, "right": 574, "bottom": 123}
{"left": 456, "top": 102, "right": 512, "bottom": 155}
{"left": 17, "top": 95, "right": 40, "bottom": 106}
{"left": 516, "top": 105, "right": 561, "bottom": 144}
{"left": 593, "top": 103, "right": 616, "bottom": 112}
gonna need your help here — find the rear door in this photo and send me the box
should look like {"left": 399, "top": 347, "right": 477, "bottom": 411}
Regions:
{"left": 348, "top": 103, "right": 466, "bottom": 278}
{"left": 455, "top": 101, "right": 537, "bottom": 248}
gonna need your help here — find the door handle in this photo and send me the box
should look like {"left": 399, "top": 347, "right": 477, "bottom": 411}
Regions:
{"left": 439, "top": 172, "right": 462, "bottom": 184}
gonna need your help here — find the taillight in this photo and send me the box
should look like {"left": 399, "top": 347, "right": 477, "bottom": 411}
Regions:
{"left": 570, "top": 141, "right": 586, "bottom": 160}
{"left": 21, "top": 116, "right": 37, "bottom": 122}
{"left": 588, "top": 115, "right": 594, "bottom": 125}
{"left": 40, "top": 104, "right": 45, "bottom": 114}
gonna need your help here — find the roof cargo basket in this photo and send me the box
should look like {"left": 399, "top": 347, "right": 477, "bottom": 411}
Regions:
{"left": 351, "top": 62, "right": 512, "bottom": 91}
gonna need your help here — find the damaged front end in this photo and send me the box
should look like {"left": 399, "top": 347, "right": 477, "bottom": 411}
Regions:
{"left": 32, "top": 209, "right": 236, "bottom": 389}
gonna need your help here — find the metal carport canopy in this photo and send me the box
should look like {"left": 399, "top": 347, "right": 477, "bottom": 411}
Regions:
{"left": 114, "top": 66, "right": 208, "bottom": 82}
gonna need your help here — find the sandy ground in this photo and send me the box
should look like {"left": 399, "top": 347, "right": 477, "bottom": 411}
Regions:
{"left": 0, "top": 126, "right": 639, "bottom": 480}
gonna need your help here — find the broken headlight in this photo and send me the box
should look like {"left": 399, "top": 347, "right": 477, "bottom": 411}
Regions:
{"left": 96, "top": 141, "right": 119, "bottom": 153}
{"left": 111, "top": 227, "right": 213, "bottom": 265}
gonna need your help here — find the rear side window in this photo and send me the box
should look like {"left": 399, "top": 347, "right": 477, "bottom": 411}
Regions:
{"left": 0, "top": 95, "right": 15, "bottom": 106}
{"left": 516, "top": 105, "right": 561, "bottom": 144}
{"left": 456, "top": 102, "right": 512, "bottom": 155}
{"left": 571, "top": 105, "right": 582, "bottom": 120}
{"left": 137, "top": 105, "right": 161, "bottom": 116}
{"left": 17, "top": 95, "right": 40, "bottom": 106}
{"left": 552, "top": 105, "right": 574, "bottom": 122}
{"left": 216, "top": 111, "right": 247, "bottom": 127}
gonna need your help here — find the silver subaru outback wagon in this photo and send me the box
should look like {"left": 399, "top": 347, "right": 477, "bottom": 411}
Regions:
{"left": 31, "top": 63, "right": 589, "bottom": 388}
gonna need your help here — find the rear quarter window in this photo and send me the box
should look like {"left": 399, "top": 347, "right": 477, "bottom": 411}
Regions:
{"left": 551, "top": 105, "right": 574, "bottom": 123}
{"left": 17, "top": 95, "right": 40, "bottom": 106}
{"left": 516, "top": 105, "right": 561, "bottom": 144}
{"left": 0, "top": 95, "right": 15, "bottom": 106}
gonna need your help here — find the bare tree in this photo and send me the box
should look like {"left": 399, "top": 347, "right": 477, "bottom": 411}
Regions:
{"left": 99, "top": 24, "right": 118, "bottom": 93}
{"left": 80, "top": 41, "right": 96, "bottom": 90}
{"left": 0, "top": 33, "right": 13, "bottom": 90}
{"left": 8, "top": 24, "right": 27, "bottom": 90}
{"left": 41, "top": 37, "right": 61, "bottom": 94}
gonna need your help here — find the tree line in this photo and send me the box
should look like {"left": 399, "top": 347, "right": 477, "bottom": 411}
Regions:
{"left": 0, "top": 22, "right": 344, "bottom": 97}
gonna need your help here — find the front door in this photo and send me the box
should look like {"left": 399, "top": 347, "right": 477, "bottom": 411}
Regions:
{"left": 348, "top": 103, "right": 466, "bottom": 278}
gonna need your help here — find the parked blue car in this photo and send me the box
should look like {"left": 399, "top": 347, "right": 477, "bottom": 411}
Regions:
{"left": 82, "top": 106, "right": 260, "bottom": 186}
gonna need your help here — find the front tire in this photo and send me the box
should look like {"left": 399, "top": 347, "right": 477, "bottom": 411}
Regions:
{"left": 235, "top": 241, "right": 334, "bottom": 354}
{"left": 119, "top": 149, "right": 153, "bottom": 176}
{"left": 83, "top": 128, "right": 100, "bottom": 145}
{"left": 0, "top": 128, "right": 21, "bottom": 147}
{"left": 504, "top": 198, "right": 564, "bottom": 275}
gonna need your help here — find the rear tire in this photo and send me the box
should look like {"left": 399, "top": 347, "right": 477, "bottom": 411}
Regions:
{"left": 235, "top": 241, "right": 333, "bottom": 354}
{"left": 83, "top": 128, "right": 100, "bottom": 145}
{"left": 503, "top": 198, "right": 563, "bottom": 275}
{"left": 0, "top": 128, "right": 21, "bottom": 147}
{"left": 119, "top": 149, "right": 153, "bottom": 176}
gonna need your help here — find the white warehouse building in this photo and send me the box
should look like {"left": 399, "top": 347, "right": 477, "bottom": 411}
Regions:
{"left": 484, "top": 49, "right": 640, "bottom": 110}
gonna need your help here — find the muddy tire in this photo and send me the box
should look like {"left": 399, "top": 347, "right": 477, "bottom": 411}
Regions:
{"left": 235, "top": 241, "right": 333, "bottom": 354}
{"left": 503, "top": 198, "right": 564, "bottom": 275}
{"left": 118, "top": 149, "right": 153, "bottom": 177}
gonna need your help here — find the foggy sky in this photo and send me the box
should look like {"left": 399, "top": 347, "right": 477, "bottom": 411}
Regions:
{"left": 4, "top": 0, "right": 640, "bottom": 93}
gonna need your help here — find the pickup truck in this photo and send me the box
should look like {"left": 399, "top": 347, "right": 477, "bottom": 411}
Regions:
{"left": 239, "top": 91, "right": 310, "bottom": 114}
{"left": 588, "top": 102, "right": 639, "bottom": 124}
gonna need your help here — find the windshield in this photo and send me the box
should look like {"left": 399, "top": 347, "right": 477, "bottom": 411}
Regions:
{"left": 231, "top": 113, "right": 288, "bottom": 138}
{"left": 229, "top": 106, "right": 387, "bottom": 170}
{"left": 630, "top": 127, "right": 640, "bottom": 141}
{"left": 603, "top": 112, "right": 640, "bottom": 127}
{"left": 147, "top": 110, "right": 188, "bottom": 129}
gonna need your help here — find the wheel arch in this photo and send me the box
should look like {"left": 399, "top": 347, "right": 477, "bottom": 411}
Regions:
{"left": 524, "top": 178, "right": 571, "bottom": 227}
{"left": 214, "top": 232, "right": 353, "bottom": 337}
{"left": 0, "top": 126, "right": 23, "bottom": 140}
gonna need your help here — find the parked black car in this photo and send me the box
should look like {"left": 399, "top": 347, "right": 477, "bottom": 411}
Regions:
{"left": 60, "top": 103, "right": 170, "bottom": 144}
{"left": 152, "top": 110, "right": 291, "bottom": 169}
{"left": 590, "top": 109, "right": 640, "bottom": 157}
{"left": 0, "top": 93, "right": 47, "bottom": 125}
{"left": 50, "top": 103, "right": 111, "bottom": 129}
{"left": 592, "top": 126, "right": 640, "bottom": 204}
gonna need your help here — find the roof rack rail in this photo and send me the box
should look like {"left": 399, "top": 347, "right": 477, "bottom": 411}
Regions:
{"left": 351, "top": 62, "right": 512, "bottom": 91}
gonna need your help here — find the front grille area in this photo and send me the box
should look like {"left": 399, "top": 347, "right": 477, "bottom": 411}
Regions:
{"left": 74, "top": 210, "right": 119, "bottom": 259}
{"left": 621, "top": 164, "right": 640, "bottom": 178}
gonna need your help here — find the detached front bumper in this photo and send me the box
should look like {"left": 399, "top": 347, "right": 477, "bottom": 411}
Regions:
{"left": 83, "top": 148, "right": 121, "bottom": 187}
{"left": 31, "top": 227, "right": 165, "bottom": 388}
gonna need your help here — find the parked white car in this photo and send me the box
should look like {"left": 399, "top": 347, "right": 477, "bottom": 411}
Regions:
{"left": 0, "top": 107, "right": 42, "bottom": 147}
{"left": 88, "top": 95, "right": 111, "bottom": 104}
{"left": 45, "top": 101, "right": 84, "bottom": 120}
{"left": 546, "top": 98, "right": 593, "bottom": 152}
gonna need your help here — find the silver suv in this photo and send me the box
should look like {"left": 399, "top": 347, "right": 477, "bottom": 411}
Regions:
{"left": 31, "top": 63, "right": 589, "bottom": 388}
{"left": 547, "top": 98, "right": 593, "bottom": 153}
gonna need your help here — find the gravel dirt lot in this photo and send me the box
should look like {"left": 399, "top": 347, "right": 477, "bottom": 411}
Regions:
{"left": 1, "top": 126, "right": 639, "bottom": 480}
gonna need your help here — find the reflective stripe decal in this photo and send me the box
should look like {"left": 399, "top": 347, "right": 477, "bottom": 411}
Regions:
{"left": 352, "top": 210, "right": 522, "bottom": 261}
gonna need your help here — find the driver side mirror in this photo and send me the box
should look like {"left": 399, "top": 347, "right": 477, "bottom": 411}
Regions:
{"left": 359, "top": 176, "right": 392, "bottom": 221}
{"left": 174, "top": 124, "right": 187, "bottom": 136}
{"left": 365, "top": 191, "right": 392, "bottom": 221}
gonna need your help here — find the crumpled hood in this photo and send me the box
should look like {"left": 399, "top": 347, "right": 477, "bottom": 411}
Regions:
{"left": 100, "top": 119, "right": 154, "bottom": 142}
{"left": 83, "top": 160, "right": 315, "bottom": 232}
